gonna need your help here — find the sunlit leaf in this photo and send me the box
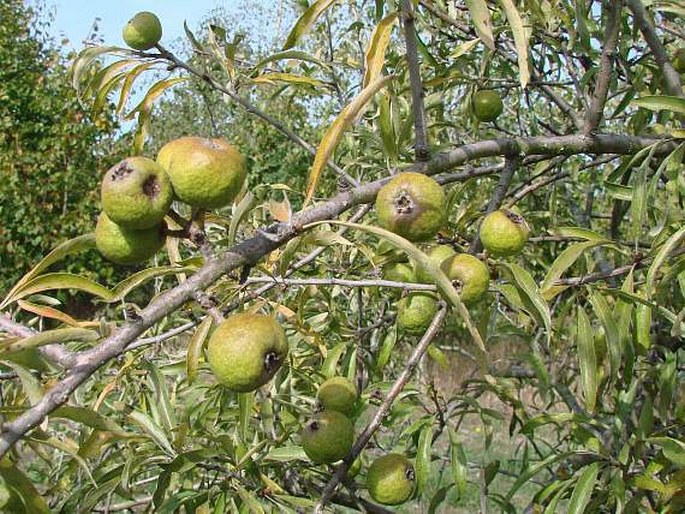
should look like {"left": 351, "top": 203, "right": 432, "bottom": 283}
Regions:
{"left": 363, "top": 12, "right": 398, "bottom": 87}
{"left": 283, "top": 0, "right": 340, "bottom": 50}
{"left": 499, "top": 0, "right": 530, "bottom": 88}
{"left": 577, "top": 305, "right": 597, "bottom": 413}
{"left": 466, "top": 0, "right": 495, "bottom": 50}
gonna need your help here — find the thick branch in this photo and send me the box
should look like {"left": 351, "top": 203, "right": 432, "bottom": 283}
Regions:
{"left": 313, "top": 307, "right": 448, "bottom": 513}
{"left": 626, "top": 0, "right": 684, "bottom": 98}
{"left": 401, "top": 0, "right": 430, "bottom": 160}
{"left": 584, "top": 1, "right": 623, "bottom": 134}
{"left": 0, "top": 132, "right": 673, "bottom": 458}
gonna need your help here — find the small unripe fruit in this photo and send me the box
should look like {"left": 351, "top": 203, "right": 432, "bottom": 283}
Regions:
{"left": 101, "top": 156, "right": 173, "bottom": 229}
{"left": 207, "top": 313, "right": 288, "bottom": 392}
{"left": 479, "top": 208, "right": 530, "bottom": 257}
{"left": 441, "top": 253, "right": 490, "bottom": 303}
{"left": 157, "top": 136, "right": 246, "bottom": 209}
{"left": 673, "top": 48, "right": 685, "bottom": 74}
{"left": 367, "top": 453, "right": 416, "bottom": 505}
{"left": 95, "top": 213, "right": 166, "bottom": 265}
{"left": 375, "top": 172, "right": 446, "bottom": 242}
{"left": 382, "top": 262, "right": 416, "bottom": 283}
{"left": 301, "top": 410, "right": 354, "bottom": 464}
{"left": 397, "top": 293, "right": 438, "bottom": 334}
{"left": 414, "top": 244, "right": 456, "bottom": 283}
{"left": 122, "top": 12, "right": 162, "bottom": 51}
{"left": 472, "top": 90, "right": 504, "bottom": 122}
{"left": 317, "top": 376, "right": 358, "bottom": 415}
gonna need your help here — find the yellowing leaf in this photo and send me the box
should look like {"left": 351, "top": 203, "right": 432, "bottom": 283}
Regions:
{"left": 306, "top": 75, "right": 393, "bottom": 204}
{"left": 363, "top": 12, "right": 398, "bottom": 87}
{"left": 17, "top": 300, "right": 84, "bottom": 327}
{"left": 186, "top": 316, "right": 213, "bottom": 385}
{"left": 252, "top": 72, "right": 327, "bottom": 88}
{"left": 466, "top": 0, "right": 495, "bottom": 51}
{"left": 283, "top": 0, "right": 339, "bottom": 50}
{"left": 499, "top": 0, "right": 530, "bottom": 88}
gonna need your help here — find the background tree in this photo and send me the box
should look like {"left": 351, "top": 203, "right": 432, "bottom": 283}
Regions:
{"left": 0, "top": 0, "right": 125, "bottom": 298}
{"left": 0, "top": 0, "right": 684, "bottom": 512}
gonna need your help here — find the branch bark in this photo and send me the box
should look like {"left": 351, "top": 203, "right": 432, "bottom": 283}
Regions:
{"left": 584, "top": 1, "right": 623, "bottom": 134}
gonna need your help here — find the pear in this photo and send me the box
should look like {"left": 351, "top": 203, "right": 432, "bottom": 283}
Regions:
{"left": 317, "top": 376, "right": 358, "bottom": 415}
{"left": 479, "top": 208, "right": 530, "bottom": 257}
{"left": 397, "top": 293, "right": 438, "bottom": 335}
{"left": 367, "top": 453, "right": 416, "bottom": 505}
{"left": 207, "top": 313, "right": 288, "bottom": 392}
{"left": 95, "top": 213, "right": 165, "bottom": 265}
{"left": 375, "top": 172, "right": 445, "bottom": 242}
{"left": 122, "top": 12, "right": 162, "bottom": 51}
{"left": 301, "top": 410, "right": 354, "bottom": 464}
{"left": 101, "top": 156, "right": 173, "bottom": 230}
{"left": 441, "top": 253, "right": 490, "bottom": 303}
{"left": 157, "top": 136, "right": 246, "bottom": 209}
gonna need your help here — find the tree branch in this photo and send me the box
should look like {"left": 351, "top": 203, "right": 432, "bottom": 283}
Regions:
{"left": 313, "top": 307, "right": 448, "bottom": 513}
{"left": 401, "top": 0, "right": 430, "bottom": 161}
{"left": 0, "top": 315, "right": 76, "bottom": 368}
{"left": 0, "top": 132, "right": 673, "bottom": 458}
{"left": 584, "top": 1, "right": 623, "bottom": 134}
{"left": 626, "top": 0, "right": 684, "bottom": 98}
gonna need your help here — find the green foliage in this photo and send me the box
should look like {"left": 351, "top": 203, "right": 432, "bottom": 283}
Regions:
{"left": 1, "top": 0, "right": 685, "bottom": 512}
{"left": 0, "top": 0, "right": 124, "bottom": 296}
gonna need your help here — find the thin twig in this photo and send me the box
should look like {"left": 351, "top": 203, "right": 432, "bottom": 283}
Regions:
{"left": 584, "top": 1, "right": 623, "bottom": 134}
{"left": 401, "top": 0, "right": 430, "bottom": 161}
{"left": 626, "top": 0, "right": 684, "bottom": 98}
{"left": 0, "top": 315, "right": 76, "bottom": 368}
{"left": 313, "top": 307, "right": 448, "bottom": 513}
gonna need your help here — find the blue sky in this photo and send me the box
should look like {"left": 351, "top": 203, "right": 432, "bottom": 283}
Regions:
{"left": 42, "top": 0, "right": 234, "bottom": 50}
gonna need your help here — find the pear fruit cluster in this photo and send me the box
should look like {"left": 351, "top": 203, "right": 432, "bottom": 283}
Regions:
{"left": 94, "top": 136, "right": 245, "bottom": 265}
{"left": 302, "top": 376, "right": 358, "bottom": 464}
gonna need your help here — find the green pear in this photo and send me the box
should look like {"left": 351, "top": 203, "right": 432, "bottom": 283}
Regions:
{"left": 441, "top": 253, "right": 489, "bottom": 303}
{"left": 367, "top": 453, "right": 416, "bottom": 505}
{"left": 157, "top": 136, "right": 246, "bottom": 209}
{"left": 122, "top": 12, "right": 162, "bottom": 51}
{"left": 101, "top": 156, "right": 173, "bottom": 229}
{"left": 479, "top": 208, "right": 530, "bottom": 257}
{"left": 382, "top": 262, "right": 416, "bottom": 283}
{"left": 317, "top": 376, "right": 358, "bottom": 415}
{"left": 95, "top": 213, "right": 166, "bottom": 265}
{"left": 301, "top": 410, "right": 354, "bottom": 464}
{"left": 397, "top": 293, "right": 438, "bottom": 335}
{"left": 472, "top": 90, "right": 504, "bottom": 122}
{"left": 414, "top": 244, "right": 456, "bottom": 283}
{"left": 375, "top": 172, "right": 446, "bottom": 242}
{"left": 207, "top": 313, "right": 288, "bottom": 392}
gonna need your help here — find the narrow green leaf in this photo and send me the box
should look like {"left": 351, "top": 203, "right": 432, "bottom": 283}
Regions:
{"left": 646, "top": 437, "right": 685, "bottom": 467}
{"left": 415, "top": 423, "right": 433, "bottom": 494}
{"left": 466, "top": 0, "right": 495, "bottom": 50}
{"left": 567, "top": 462, "right": 599, "bottom": 514}
{"left": 376, "top": 327, "right": 397, "bottom": 371}
{"left": 252, "top": 72, "right": 327, "bottom": 88}
{"left": 0, "top": 360, "right": 43, "bottom": 404}
{"left": 2, "top": 234, "right": 95, "bottom": 309}
{"left": 0, "top": 460, "right": 50, "bottom": 513}
{"left": 5, "top": 273, "right": 114, "bottom": 304}
{"left": 321, "top": 342, "right": 347, "bottom": 378}
{"left": 117, "top": 61, "right": 159, "bottom": 114}
{"left": 125, "top": 77, "right": 189, "bottom": 119}
{"left": 53, "top": 405, "right": 124, "bottom": 433}
{"left": 587, "top": 289, "right": 621, "bottom": 380}
{"left": 1, "top": 328, "right": 98, "bottom": 354}
{"left": 186, "top": 317, "right": 213, "bottom": 385}
{"left": 305, "top": 75, "right": 393, "bottom": 204}
{"left": 229, "top": 192, "right": 256, "bottom": 246}
{"left": 577, "top": 305, "right": 597, "bottom": 413}
{"left": 128, "top": 410, "right": 176, "bottom": 457}
{"left": 448, "top": 428, "right": 468, "bottom": 498}
{"left": 549, "top": 226, "right": 607, "bottom": 242}
{"left": 499, "top": 0, "right": 530, "bottom": 88}
{"left": 283, "top": 0, "right": 339, "bottom": 50}
{"left": 71, "top": 46, "right": 125, "bottom": 92}
{"left": 632, "top": 95, "right": 685, "bottom": 115}
{"left": 238, "top": 393, "right": 253, "bottom": 442}
{"left": 506, "top": 451, "right": 577, "bottom": 501}
{"left": 541, "top": 241, "right": 604, "bottom": 291}
{"left": 143, "top": 361, "right": 176, "bottom": 432}
{"left": 500, "top": 263, "right": 551, "bottom": 341}
{"left": 646, "top": 226, "right": 685, "bottom": 298}
{"left": 264, "top": 446, "right": 309, "bottom": 462}
{"left": 111, "top": 265, "right": 197, "bottom": 302}
{"left": 363, "top": 12, "right": 398, "bottom": 87}
{"left": 236, "top": 486, "right": 266, "bottom": 514}
{"left": 253, "top": 49, "right": 331, "bottom": 70}
{"left": 519, "top": 413, "right": 592, "bottom": 435}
